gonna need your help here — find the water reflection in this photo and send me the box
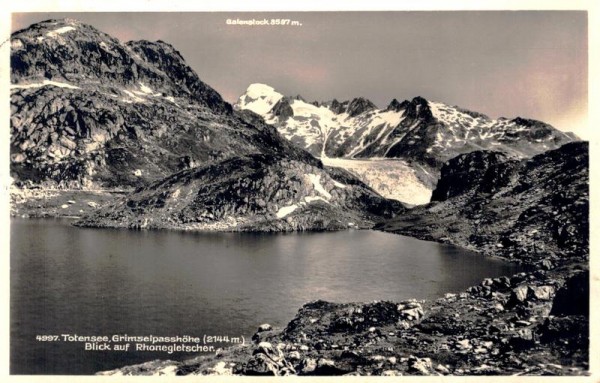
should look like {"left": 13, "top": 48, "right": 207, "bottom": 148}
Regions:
{"left": 11, "top": 219, "right": 521, "bottom": 374}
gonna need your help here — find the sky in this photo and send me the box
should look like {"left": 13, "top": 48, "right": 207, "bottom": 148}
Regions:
{"left": 11, "top": 11, "right": 588, "bottom": 138}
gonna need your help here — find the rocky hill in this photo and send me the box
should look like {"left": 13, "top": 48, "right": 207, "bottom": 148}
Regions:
{"left": 10, "top": 19, "right": 315, "bottom": 190}
{"left": 377, "top": 142, "right": 589, "bottom": 267}
{"left": 235, "top": 84, "right": 578, "bottom": 204}
{"left": 75, "top": 154, "right": 404, "bottom": 231}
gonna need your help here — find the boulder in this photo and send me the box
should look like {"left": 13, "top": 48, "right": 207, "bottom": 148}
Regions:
{"left": 257, "top": 323, "right": 272, "bottom": 332}
{"left": 508, "top": 284, "right": 556, "bottom": 306}
{"left": 435, "top": 364, "right": 451, "bottom": 374}
{"left": 253, "top": 342, "right": 280, "bottom": 359}
{"left": 530, "top": 285, "right": 555, "bottom": 301}
{"left": 312, "top": 352, "right": 364, "bottom": 375}
{"left": 511, "top": 285, "right": 529, "bottom": 303}
{"left": 299, "top": 358, "right": 317, "bottom": 374}
{"left": 539, "top": 315, "right": 589, "bottom": 349}
{"left": 244, "top": 353, "right": 279, "bottom": 376}
{"left": 245, "top": 341, "right": 295, "bottom": 376}
{"left": 407, "top": 355, "right": 434, "bottom": 375}
{"left": 397, "top": 301, "right": 424, "bottom": 320}
{"left": 287, "top": 351, "right": 301, "bottom": 361}
{"left": 541, "top": 259, "right": 554, "bottom": 270}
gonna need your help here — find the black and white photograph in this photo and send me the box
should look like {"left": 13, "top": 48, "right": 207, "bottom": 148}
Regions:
{"left": 2, "top": 1, "right": 596, "bottom": 379}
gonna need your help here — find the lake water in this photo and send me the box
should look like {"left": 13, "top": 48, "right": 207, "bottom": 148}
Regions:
{"left": 11, "top": 218, "right": 521, "bottom": 375}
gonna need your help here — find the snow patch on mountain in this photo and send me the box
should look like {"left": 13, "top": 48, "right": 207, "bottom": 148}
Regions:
{"left": 273, "top": 169, "right": 341, "bottom": 218}
{"left": 46, "top": 26, "right": 76, "bottom": 38}
{"left": 138, "top": 82, "right": 154, "bottom": 94}
{"left": 122, "top": 89, "right": 146, "bottom": 103}
{"left": 429, "top": 101, "right": 496, "bottom": 135}
{"left": 276, "top": 195, "right": 332, "bottom": 219}
{"left": 429, "top": 101, "right": 556, "bottom": 145}
{"left": 304, "top": 196, "right": 330, "bottom": 204}
{"left": 287, "top": 99, "right": 345, "bottom": 155}
{"left": 276, "top": 204, "right": 300, "bottom": 218}
{"left": 307, "top": 173, "right": 332, "bottom": 199}
{"left": 346, "top": 111, "right": 406, "bottom": 158}
{"left": 10, "top": 80, "right": 80, "bottom": 90}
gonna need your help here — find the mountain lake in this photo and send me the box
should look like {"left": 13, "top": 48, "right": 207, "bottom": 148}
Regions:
{"left": 10, "top": 218, "right": 522, "bottom": 374}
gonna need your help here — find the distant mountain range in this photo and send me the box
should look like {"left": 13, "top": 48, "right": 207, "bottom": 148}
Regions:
{"left": 235, "top": 83, "right": 577, "bottom": 163}
{"left": 235, "top": 84, "right": 578, "bottom": 203}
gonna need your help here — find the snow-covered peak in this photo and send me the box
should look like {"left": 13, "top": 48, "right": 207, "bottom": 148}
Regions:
{"left": 236, "top": 83, "right": 574, "bottom": 168}
{"left": 246, "top": 83, "right": 282, "bottom": 101}
{"left": 235, "top": 83, "right": 410, "bottom": 158}
{"left": 236, "top": 83, "right": 284, "bottom": 115}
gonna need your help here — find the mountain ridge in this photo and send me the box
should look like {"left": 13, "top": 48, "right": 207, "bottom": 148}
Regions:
{"left": 75, "top": 153, "right": 405, "bottom": 231}
{"left": 235, "top": 82, "right": 577, "bottom": 166}
{"left": 234, "top": 83, "right": 578, "bottom": 204}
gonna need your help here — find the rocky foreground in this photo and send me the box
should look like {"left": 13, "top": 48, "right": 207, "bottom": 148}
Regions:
{"left": 98, "top": 265, "right": 588, "bottom": 376}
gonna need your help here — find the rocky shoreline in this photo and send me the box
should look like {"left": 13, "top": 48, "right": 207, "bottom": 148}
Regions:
{"left": 97, "top": 260, "right": 588, "bottom": 376}
{"left": 10, "top": 187, "right": 126, "bottom": 219}
{"left": 10, "top": 186, "right": 589, "bottom": 377}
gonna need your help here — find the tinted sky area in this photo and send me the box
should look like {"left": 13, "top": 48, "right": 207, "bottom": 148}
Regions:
{"left": 12, "top": 12, "right": 588, "bottom": 137}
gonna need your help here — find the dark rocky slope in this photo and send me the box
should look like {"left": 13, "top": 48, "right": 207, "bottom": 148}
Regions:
{"left": 10, "top": 19, "right": 314, "bottom": 190}
{"left": 76, "top": 154, "right": 404, "bottom": 231}
{"left": 377, "top": 142, "right": 589, "bottom": 267}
